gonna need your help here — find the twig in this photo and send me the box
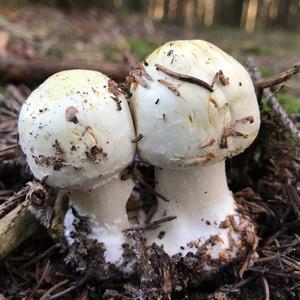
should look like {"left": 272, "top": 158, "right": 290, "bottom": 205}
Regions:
{"left": 0, "top": 186, "right": 28, "bottom": 218}
{"left": 40, "top": 279, "right": 69, "bottom": 300}
{"left": 47, "top": 271, "right": 91, "bottom": 299}
{"left": 132, "top": 171, "right": 169, "bottom": 202}
{"left": 221, "top": 274, "right": 257, "bottom": 292}
{"left": 131, "top": 134, "right": 144, "bottom": 143}
{"left": 21, "top": 243, "right": 60, "bottom": 269}
{"left": 260, "top": 275, "right": 270, "bottom": 300}
{"left": 282, "top": 183, "right": 300, "bottom": 218}
{"left": 247, "top": 58, "right": 300, "bottom": 142}
{"left": 157, "top": 79, "right": 181, "bottom": 96}
{"left": 0, "top": 144, "right": 18, "bottom": 161}
{"left": 123, "top": 215, "right": 177, "bottom": 232}
{"left": 155, "top": 63, "right": 213, "bottom": 92}
{"left": 27, "top": 259, "right": 51, "bottom": 300}
{"left": 255, "top": 62, "right": 300, "bottom": 90}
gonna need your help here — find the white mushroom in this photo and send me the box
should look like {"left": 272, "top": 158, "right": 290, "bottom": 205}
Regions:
{"left": 18, "top": 69, "right": 136, "bottom": 265}
{"left": 130, "top": 40, "right": 260, "bottom": 267}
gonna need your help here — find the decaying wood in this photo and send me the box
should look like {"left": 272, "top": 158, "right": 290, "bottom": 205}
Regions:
{"left": 248, "top": 58, "right": 300, "bottom": 142}
{"left": 0, "top": 182, "right": 48, "bottom": 260}
{"left": 0, "top": 200, "right": 39, "bottom": 260}
{"left": 0, "top": 56, "right": 130, "bottom": 83}
{"left": 0, "top": 185, "right": 28, "bottom": 218}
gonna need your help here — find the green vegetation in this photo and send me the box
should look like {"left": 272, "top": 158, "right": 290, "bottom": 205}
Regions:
{"left": 260, "top": 66, "right": 274, "bottom": 77}
{"left": 241, "top": 41, "right": 271, "bottom": 55}
{"left": 261, "top": 98, "right": 276, "bottom": 118}
{"left": 101, "top": 37, "right": 160, "bottom": 61}
{"left": 277, "top": 92, "right": 300, "bottom": 114}
{"left": 126, "top": 36, "right": 160, "bottom": 60}
{"left": 101, "top": 43, "right": 120, "bottom": 61}
{"left": 261, "top": 92, "right": 300, "bottom": 118}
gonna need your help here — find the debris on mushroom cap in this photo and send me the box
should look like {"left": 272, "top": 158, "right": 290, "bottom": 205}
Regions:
{"left": 130, "top": 40, "right": 261, "bottom": 169}
{"left": 18, "top": 69, "right": 136, "bottom": 189}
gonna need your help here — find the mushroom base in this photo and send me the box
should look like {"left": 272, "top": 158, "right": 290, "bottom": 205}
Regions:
{"left": 142, "top": 161, "right": 257, "bottom": 269}
{"left": 64, "top": 176, "right": 135, "bottom": 270}
{"left": 134, "top": 212, "right": 258, "bottom": 294}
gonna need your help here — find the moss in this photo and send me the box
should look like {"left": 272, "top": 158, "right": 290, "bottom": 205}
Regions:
{"left": 241, "top": 42, "right": 271, "bottom": 55}
{"left": 261, "top": 98, "right": 276, "bottom": 118}
{"left": 261, "top": 92, "right": 300, "bottom": 118}
{"left": 277, "top": 92, "right": 300, "bottom": 115}
{"left": 126, "top": 36, "right": 160, "bottom": 60}
{"left": 101, "top": 43, "right": 121, "bottom": 61}
{"left": 260, "top": 66, "right": 273, "bottom": 77}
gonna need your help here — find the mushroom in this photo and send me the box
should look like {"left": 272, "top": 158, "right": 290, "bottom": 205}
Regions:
{"left": 18, "top": 69, "right": 136, "bottom": 265}
{"left": 129, "top": 40, "right": 260, "bottom": 267}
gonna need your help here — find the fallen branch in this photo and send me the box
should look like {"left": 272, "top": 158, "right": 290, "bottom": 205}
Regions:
{"left": 0, "top": 182, "right": 48, "bottom": 260}
{"left": 255, "top": 62, "right": 300, "bottom": 90}
{"left": 248, "top": 58, "right": 300, "bottom": 142}
{"left": 0, "top": 200, "right": 39, "bottom": 260}
{"left": 0, "top": 56, "right": 130, "bottom": 83}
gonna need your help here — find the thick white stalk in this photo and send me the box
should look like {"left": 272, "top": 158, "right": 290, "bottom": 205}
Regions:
{"left": 66, "top": 176, "right": 134, "bottom": 264}
{"left": 144, "top": 161, "right": 237, "bottom": 258}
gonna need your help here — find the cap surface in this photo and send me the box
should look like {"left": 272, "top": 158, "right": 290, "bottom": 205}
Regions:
{"left": 18, "top": 69, "right": 135, "bottom": 189}
{"left": 130, "top": 40, "right": 260, "bottom": 168}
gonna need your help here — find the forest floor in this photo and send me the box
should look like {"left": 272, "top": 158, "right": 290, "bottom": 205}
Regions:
{"left": 0, "top": 4, "right": 299, "bottom": 300}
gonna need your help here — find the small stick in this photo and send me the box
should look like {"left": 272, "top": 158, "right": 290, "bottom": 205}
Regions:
{"left": 137, "top": 177, "right": 170, "bottom": 202}
{"left": 261, "top": 275, "right": 270, "bottom": 300}
{"left": 255, "top": 62, "right": 300, "bottom": 90}
{"left": 40, "top": 279, "right": 69, "bottom": 300}
{"left": 0, "top": 186, "right": 28, "bottom": 218}
{"left": 155, "top": 63, "right": 213, "bottom": 92}
{"left": 47, "top": 271, "right": 91, "bottom": 300}
{"left": 0, "top": 144, "right": 18, "bottom": 161}
{"left": 131, "top": 134, "right": 144, "bottom": 143}
{"left": 158, "top": 79, "right": 181, "bottom": 96}
{"left": 248, "top": 58, "right": 300, "bottom": 142}
{"left": 210, "top": 70, "right": 229, "bottom": 87}
{"left": 28, "top": 259, "right": 51, "bottom": 299}
{"left": 123, "top": 215, "right": 177, "bottom": 232}
{"left": 20, "top": 243, "right": 60, "bottom": 269}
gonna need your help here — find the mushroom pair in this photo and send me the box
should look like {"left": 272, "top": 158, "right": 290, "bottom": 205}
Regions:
{"left": 18, "top": 40, "right": 260, "bottom": 273}
{"left": 18, "top": 70, "right": 136, "bottom": 265}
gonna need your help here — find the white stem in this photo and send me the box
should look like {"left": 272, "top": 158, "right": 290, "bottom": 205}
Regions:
{"left": 144, "top": 161, "right": 237, "bottom": 257}
{"left": 67, "top": 176, "right": 134, "bottom": 264}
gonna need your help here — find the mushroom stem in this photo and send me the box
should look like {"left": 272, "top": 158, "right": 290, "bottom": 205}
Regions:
{"left": 68, "top": 176, "right": 134, "bottom": 263}
{"left": 146, "top": 161, "right": 237, "bottom": 257}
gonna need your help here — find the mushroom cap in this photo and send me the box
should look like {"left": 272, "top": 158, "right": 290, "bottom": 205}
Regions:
{"left": 130, "top": 40, "right": 260, "bottom": 168}
{"left": 18, "top": 69, "right": 135, "bottom": 189}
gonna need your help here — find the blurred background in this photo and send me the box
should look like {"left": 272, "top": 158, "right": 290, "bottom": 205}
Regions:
{"left": 0, "top": 0, "right": 299, "bottom": 112}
